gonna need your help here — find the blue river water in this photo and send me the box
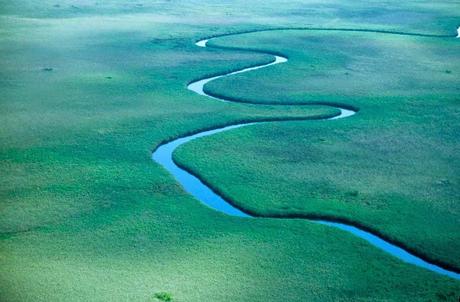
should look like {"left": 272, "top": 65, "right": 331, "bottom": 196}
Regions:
{"left": 152, "top": 35, "right": 460, "bottom": 280}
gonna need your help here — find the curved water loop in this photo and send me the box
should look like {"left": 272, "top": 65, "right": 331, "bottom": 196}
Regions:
{"left": 152, "top": 29, "right": 460, "bottom": 280}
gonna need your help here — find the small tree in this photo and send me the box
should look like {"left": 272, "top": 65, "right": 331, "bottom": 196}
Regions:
{"left": 154, "top": 292, "right": 173, "bottom": 302}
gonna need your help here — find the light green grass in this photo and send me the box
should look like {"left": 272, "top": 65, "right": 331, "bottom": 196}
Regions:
{"left": 176, "top": 30, "right": 460, "bottom": 269}
{"left": 1, "top": 1, "right": 460, "bottom": 301}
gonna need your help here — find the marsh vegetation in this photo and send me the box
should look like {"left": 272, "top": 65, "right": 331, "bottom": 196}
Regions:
{"left": 1, "top": 1, "right": 459, "bottom": 301}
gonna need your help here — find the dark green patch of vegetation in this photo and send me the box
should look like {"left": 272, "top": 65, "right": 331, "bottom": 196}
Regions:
{"left": 154, "top": 292, "right": 173, "bottom": 302}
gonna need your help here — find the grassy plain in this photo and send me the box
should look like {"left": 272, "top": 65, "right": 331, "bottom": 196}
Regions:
{"left": 1, "top": 0, "right": 460, "bottom": 301}
{"left": 177, "top": 30, "right": 460, "bottom": 270}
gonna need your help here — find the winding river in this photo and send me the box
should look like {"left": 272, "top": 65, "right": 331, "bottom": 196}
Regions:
{"left": 152, "top": 29, "right": 460, "bottom": 280}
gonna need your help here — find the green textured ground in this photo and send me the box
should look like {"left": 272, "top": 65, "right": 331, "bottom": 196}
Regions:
{"left": 177, "top": 30, "right": 460, "bottom": 269}
{"left": 1, "top": 1, "right": 459, "bottom": 301}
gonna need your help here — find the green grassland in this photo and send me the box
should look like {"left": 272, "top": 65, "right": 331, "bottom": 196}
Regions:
{"left": 176, "top": 30, "right": 460, "bottom": 270}
{"left": 1, "top": 0, "right": 460, "bottom": 301}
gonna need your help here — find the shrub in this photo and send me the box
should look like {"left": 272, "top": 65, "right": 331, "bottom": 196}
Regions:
{"left": 154, "top": 292, "right": 173, "bottom": 302}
